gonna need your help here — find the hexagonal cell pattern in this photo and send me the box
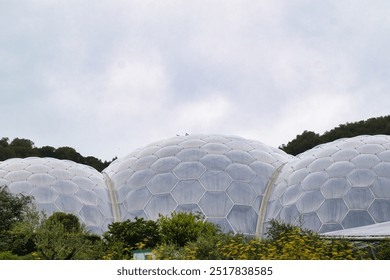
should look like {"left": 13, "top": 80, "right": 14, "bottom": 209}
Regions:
{"left": 265, "top": 135, "right": 390, "bottom": 236}
{"left": 0, "top": 157, "right": 114, "bottom": 234}
{"left": 3, "top": 134, "right": 390, "bottom": 238}
{"left": 104, "top": 134, "right": 290, "bottom": 235}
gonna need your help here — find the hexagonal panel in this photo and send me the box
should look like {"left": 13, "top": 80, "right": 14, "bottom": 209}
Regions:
{"left": 250, "top": 176, "right": 268, "bottom": 195}
{"left": 249, "top": 161, "right": 275, "bottom": 177}
{"left": 249, "top": 150, "right": 277, "bottom": 164}
{"left": 201, "top": 143, "right": 230, "bottom": 154}
{"left": 281, "top": 184, "right": 303, "bottom": 205}
{"left": 357, "top": 144, "right": 385, "bottom": 154}
{"left": 342, "top": 210, "right": 375, "bottom": 229}
{"left": 51, "top": 180, "right": 79, "bottom": 195}
{"left": 351, "top": 154, "right": 381, "bottom": 169}
{"left": 346, "top": 169, "right": 376, "bottom": 187}
{"left": 227, "top": 205, "right": 258, "bottom": 234}
{"left": 331, "top": 149, "right": 359, "bottom": 161}
{"left": 371, "top": 177, "right": 390, "bottom": 199}
{"left": 31, "top": 187, "right": 59, "bottom": 203}
{"left": 225, "top": 150, "right": 255, "bottom": 165}
{"left": 307, "top": 158, "right": 334, "bottom": 172}
{"left": 37, "top": 203, "right": 61, "bottom": 215}
{"left": 296, "top": 190, "right": 325, "bottom": 213}
{"left": 79, "top": 205, "right": 105, "bottom": 226}
{"left": 288, "top": 169, "right": 310, "bottom": 185}
{"left": 373, "top": 162, "right": 390, "bottom": 177}
{"left": 71, "top": 176, "right": 97, "bottom": 189}
{"left": 55, "top": 195, "right": 83, "bottom": 213}
{"left": 154, "top": 145, "right": 182, "bottom": 158}
{"left": 344, "top": 188, "right": 374, "bottom": 209}
{"left": 368, "top": 200, "right": 390, "bottom": 223}
{"left": 76, "top": 188, "right": 98, "bottom": 205}
{"left": 301, "top": 212, "right": 322, "bottom": 232}
{"left": 279, "top": 204, "right": 299, "bottom": 224}
{"left": 226, "top": 163, "right": 256, "bottom": 181}
{"left": 123, "top": 187, "right": 152, "bottom": 211}
{"left": 172, "top": 180, "right": 205, "bottom": 204}
{"left": 111, "top": 169, "right": 134, "bottom": 187}
{"left": 200, "top": 154, "right": 231, "bottom": 171}
{"left": 179, "top": 139, "right": 207, "bottom": 148}
{"left": 150, "top": 156, "right": 181, "bottom": 173}
{"left": 25, "top": 164, "right": 51, "bottom": 173}
{"left": 377, "top": 151, "right": 390, "bottom": 161}
{"left": 173, "top": 162, "right": 206, "bottom": 179}
{"left": 227, "top": 181, "right": 257, "bottom": 205}
{"left": 145, "top": 194, "right": 177, "bottom": 220}
{"left": 320, "top": 223, "right": 343, "bottom": 233}
{"left": 7, "top": 181, "right": 34, "bottom": 194}
{"left": 126, "top": 169, "right": 156, "bottom": 188}
{"left": 199, "top": 170, "right": 232, "bottom": 191}
{"left": 301, "top": 171, "right": 329, "bottom": 191}
{"left": 176, "top": 148, "right": 206, "bottom": 161}
{"left": 199, "top": 192, "right": 233, "bottom": 217}
{"left": 132, "top": 155, "right": 158, "bottom": 171}
{"left": 147, "top": 173, "right": 178, "bottom": 194}
{"left": 317, "top": 199, "right": 348, "bottom": 223}
{"left": 325, "top": 161, "right": 355, "bottom": 178}
{"left": 4, "top": 170, "right": 32, "bottom": 182}
{"left": 321, "top": 178, "right": 351, "bottom": 199}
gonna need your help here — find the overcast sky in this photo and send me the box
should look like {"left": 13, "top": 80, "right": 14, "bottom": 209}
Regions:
{"left": 1, "top": 0, "right": 390, "bottom": 161}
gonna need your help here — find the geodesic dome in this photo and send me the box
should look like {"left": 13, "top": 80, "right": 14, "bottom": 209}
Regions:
{"left": 264, "top": 135, "right": 390, "bottom": 236}
{"left": 0, "top": 157, "right": 114, "bottom": 234}
{"left": 2, "top": 134, "right": 390, "bottom": 238}
{"left": 103, "top": 134, "right": 291, "bottom": 236}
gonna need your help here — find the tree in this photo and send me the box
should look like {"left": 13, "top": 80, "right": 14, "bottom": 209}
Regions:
{"left": 34, "top": 212, "right": 104, "bottom": 260}
{"left": 103, "top": 217, "right": 160, "bottom": 259}
{"left": 0, "top": 186, "right": 32, "bottom": 232}
{"left": 157, "top": 212, "right": 220, "bottom": 247}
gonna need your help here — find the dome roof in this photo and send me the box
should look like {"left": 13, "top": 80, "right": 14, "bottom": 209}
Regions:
{"left": 103, "top": 134, "right": 291, "bottom": 235}
{"left": 0, "top": 157, "right": 114, "bottom": 234}
{"left": 2, "top": 134, "right": 390, "bottom": 238}
{"left": 264, "top": 135, "right": 390, "bottom": 235}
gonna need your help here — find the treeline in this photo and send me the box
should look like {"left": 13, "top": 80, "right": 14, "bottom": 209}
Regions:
{"left": 280, "top": 115, "right": 390, "bottom": 155}
{"left": 0, "top": 137, "right": 112, "bottom": 172}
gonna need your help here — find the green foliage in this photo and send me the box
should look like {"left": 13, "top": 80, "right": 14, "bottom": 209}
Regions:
{"left": 103, "top": 217, "right": 161, "bottom": 259}
{"left": 0, "top": 186, "right": 32, "bottom": 233}
{"left": 280, "top": 115, "right": 390, "bottom": 155}
{"left": 157, "top": 212, "right": 220, "bottom": 247}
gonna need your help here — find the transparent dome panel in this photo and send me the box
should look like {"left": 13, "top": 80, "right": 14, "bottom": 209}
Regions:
{"left": 150, "top": 156, "right": 181, "bottom": 173}
{"left": 145, "top": 194, "right": 177, "bottom": 220}
{"left": 173, "top": 162, "right": 206, "bottom": 179}
{"left": 368, "top": 200, "right": 390, "bottom": 223}
{"left": 200, "top": 170, "right": 232, "bottom": 191}
{"left": 344, "top": 188, "right": 374, "bottom": 209}
{"left": 147, "top": 173, "right": 178, "bottom": 194}
{"left": 226, "top": 181, "right": 257, "bottom": 205}
{"left": 200, "top": 154, "right": 232, "bottom": 171}
{"left": 317, "top": 199, "right": 348, "bottom": 223}
{"left": 227, "top": 206, "right": 258, "bottom": 234}
{"left": 199, "top": 192, "right": 233, "bottom": 217}
{"left": 226, "top": 163, "right": 256, "bottom": 181}
{"left": 172, "top": 180, "right": 205, "bottom": 204}
{"left": 342, "top": 210, "right": 375, "bottom": 229}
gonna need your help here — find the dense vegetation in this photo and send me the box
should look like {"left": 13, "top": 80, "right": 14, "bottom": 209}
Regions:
{"left": 0, "top": 187, "right": 389, "bottom": 260}
{"left": 0, "top": 137, "right": 112, "bottom": 171}
{"left": 280, "top": 115, "right": 390, "bottom": 155}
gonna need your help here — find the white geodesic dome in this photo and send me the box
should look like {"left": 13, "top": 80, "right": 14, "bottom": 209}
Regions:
{"left": 103, "top": 134, "right": 291, "bottom": 236}
{"left": 0, "top": 157, "right": 114, "bottom": 234}
{"left": 264, "top": 135, "right": 390, "bottom": 236}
